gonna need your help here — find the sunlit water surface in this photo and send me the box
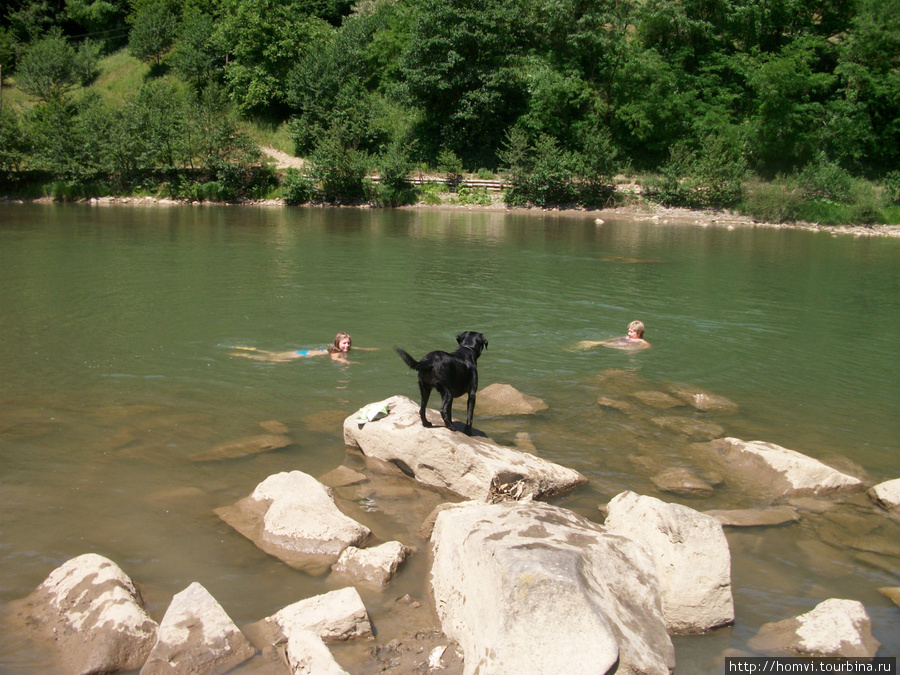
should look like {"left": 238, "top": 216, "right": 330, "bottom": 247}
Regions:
{"left": 1, "top": 203, "right": 898, "bottom": 672}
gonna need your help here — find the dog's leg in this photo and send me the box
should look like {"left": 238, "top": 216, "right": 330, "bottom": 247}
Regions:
{"left": 418, "top": 382, "right": 434, "bottom": 428}
{"left": 437, "top": 385, "right": 455, "bottom": 431}
{"left": 464, "top": 374, "right": 479, "bottom": 435}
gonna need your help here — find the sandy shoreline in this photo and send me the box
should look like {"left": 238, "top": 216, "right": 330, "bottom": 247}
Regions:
{"left": 9, "top": 193, "right": 900, "bottom": 238}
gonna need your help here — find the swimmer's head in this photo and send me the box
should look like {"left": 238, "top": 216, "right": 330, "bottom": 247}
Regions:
{"left": 331, "top": 332, "right": 352, "bottom": 353}
{"left": 627, "top": 321, "right": 645, "bottom": 338}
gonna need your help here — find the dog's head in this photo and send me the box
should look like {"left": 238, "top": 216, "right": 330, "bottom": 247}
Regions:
{"left": 456, "top": 331, "right": 488, "bottom": 356}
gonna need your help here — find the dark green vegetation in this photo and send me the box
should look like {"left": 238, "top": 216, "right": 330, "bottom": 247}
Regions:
{"left": 1, "top": 0, "right": 898, "bottom": 223}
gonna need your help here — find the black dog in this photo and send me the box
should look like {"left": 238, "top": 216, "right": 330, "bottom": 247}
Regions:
{"left": 396, "top": 331, "right": 488, "bottom": 435}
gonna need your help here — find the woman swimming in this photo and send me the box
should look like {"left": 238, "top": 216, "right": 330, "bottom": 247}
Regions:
{"left": 232, "top": 332, "right": 360, "bottom": 363}
{"left": 575, "top": 320, "right": 651, "bottom": 351}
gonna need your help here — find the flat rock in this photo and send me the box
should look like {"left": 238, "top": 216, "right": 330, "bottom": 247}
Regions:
{"left": 476, "top": 383, "right": 549, "bottom": 416}
{"left": 140, "top": 582, "right": 255, "bottom": 675}
{"left": 189, "top": 434, "right": 291, "bottom": 461}
{"left": 598, "top": 396, "right": 642, "bottom": 416}
{"left": 748, "top": 598, "right": 880, "bottom": 657}
{"left": 691, "top": 437, "right": 865, "bottom": 498}
{"left": 430, "top": 500, "right": 675, "bottom": 675}
{"left": 342, "top": 395, "right": 586, "bottom": 501}
{"left": 704, "top": 507, "right": 800, "bottom": 527}
{"left": 319, "top": 466, "right": 369, "bottom": 488}
{"left": 605, "top": 491, "right": 735, "bottom": 633}
{"left": 7, "top": 553, "right": 158, "bottom": 674}
{"left": 215, "top": 471, "right": 371, "bottom": 573}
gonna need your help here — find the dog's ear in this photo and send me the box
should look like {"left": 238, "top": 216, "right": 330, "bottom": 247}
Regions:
{"left": 456, "top": 331, "right": 467, "bottom": 344}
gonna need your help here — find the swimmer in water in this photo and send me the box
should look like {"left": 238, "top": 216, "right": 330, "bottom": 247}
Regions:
{"left": 575, "top": 320, "right": 651, "bottom": 351}
{"left": 232, "top": 332, "right": 368, "bottom": 363}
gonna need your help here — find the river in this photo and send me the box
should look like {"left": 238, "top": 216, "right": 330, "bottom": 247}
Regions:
{"left": 1, "top": 202, "right": 898, "bottom": 672}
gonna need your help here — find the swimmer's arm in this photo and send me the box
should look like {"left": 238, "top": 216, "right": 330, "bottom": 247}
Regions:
{"left": 574, "top": 339, "right": 614, "bottom": 350}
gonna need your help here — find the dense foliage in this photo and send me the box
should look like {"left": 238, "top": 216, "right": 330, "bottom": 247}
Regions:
{"left": 0, "top": 0, "right": 898, "bottom": 218}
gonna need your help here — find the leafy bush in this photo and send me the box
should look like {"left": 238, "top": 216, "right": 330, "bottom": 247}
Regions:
{"left": 739, "top": 177, "right": 806, "bottom": 222}
{"left": 281, "top": 168, "right": 317, "bottom": 205}
{"left": 308, "top": 126, "right": 370, "bottom": 203}
{"left": 799, "top": 155, "right": 855, "bottom": 202}
{"left": 0, "top": 108, "right": 26, "bottom": 171}
{"left": 452, "top": 186, "right": 492, "bottom": 206}
{"left": 499, "top": 129, "right": 576, "bottom": 207}
{"left": 884, "top": 171, "right": 900, "bottom": 205}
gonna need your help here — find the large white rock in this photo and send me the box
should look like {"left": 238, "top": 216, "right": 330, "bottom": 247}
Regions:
{"left": 604, "top": 491, "right": 734, "bottom": 633}
{"left": 691, "top": 437, "right": 864, "bottom": 497}
{"left": 8, "top": 553, "right": 158, "bottom": 674}
{"left": 430, "top": 501, "right": 675, "bottom": 675}
{"left": 215, "top": 471, "right": 371, "bottom": 573}
{"left": 748, "top": 598, "right": 880, "bottom": 657}
{"left": 868, "top": 478, "right": 900, "bottom": 511}
{"left": 141, "top": 582, "right": 255, "bottom": 675}
{"left": 343, "top": 395, "right": 586, "bottom": 501}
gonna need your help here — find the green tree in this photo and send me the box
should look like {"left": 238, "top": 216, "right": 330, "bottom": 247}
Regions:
{"left": 15, "top": 29, "right": 83, "bottom": 102}
{"left": 64, "top": 0, "right": 130, "bottom": 42}
{"left": 170, "top": 7, "right": 220, "bottom": 89}
{"left": 128, "top": 0, "right": 178, "bottom": 66}
{"left": 0, "top": 107, "right": 26, "bottom": 171}
{"left": 742, "top": 36, "right": 837, "bottom": 175}
{"left": 212, "top": 0, "right": 332, "bottom": 113}
{"left": 402, "top": 0, "right": 528, "bottom": 168}
{"left": 24, "top": 92, "right": 116, "bottom": 180}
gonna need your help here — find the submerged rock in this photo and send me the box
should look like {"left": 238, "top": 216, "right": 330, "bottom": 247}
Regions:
{"left": 651, "top": 467, "right": 715, "bottom": 496}
{"left": 704, "top": 507, "right": 800, "bottom": 527}
{"left": 8, "top": 553, "right": 158, "bottom": 674}
{"left": 189, "top": 434, "right": 291, "bottom": 461}
{"left": 604, "top": 491, "right": 735, "bottom": 634}
{"left": 650, "top": 415, "right": 724, "bottom": 440}
{"left": 342, "top": 395, "right": 586, "bottom": 501}
{"left": 629, "top": 390, "right": 684, "bottom": 409}
{"left": 747, "top": 598, "right": 880, "bottom": 657}
{"left": 663, "top": 383, "right": 739, "bottom": 413}
{"left": 215, "top": 471, "right": 371, "bottom": 574}
{"left": 430, "top": 500, "right": 675, "bottom": 675}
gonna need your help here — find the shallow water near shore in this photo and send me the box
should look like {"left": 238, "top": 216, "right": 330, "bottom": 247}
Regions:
{"left": 1, "top": 202, "right": 898, "bottom": 672}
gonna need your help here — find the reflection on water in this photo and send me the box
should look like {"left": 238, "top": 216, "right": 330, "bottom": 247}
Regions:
{"left": 1, "top": 204, "right": 898, "bottom": 672}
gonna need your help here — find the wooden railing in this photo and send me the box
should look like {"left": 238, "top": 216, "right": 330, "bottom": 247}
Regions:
{"left": 369, "top": 176, "right": 507, "bottom": 192}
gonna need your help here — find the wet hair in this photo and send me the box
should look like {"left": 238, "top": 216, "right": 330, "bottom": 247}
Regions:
{"left": 627, "top": 321, "right": 645, "bottom": 338}
{"left": 328, "top": 332, "right": 352, "bottom": 353}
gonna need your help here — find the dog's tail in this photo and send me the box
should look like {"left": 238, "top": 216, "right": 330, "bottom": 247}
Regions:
{"left": 395, "top": 348, "right": 421, "bottom": 370}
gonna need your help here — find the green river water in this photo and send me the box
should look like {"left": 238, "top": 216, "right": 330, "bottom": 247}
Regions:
{"left": 1, "top": 202, "right": 898, "bottom": 672}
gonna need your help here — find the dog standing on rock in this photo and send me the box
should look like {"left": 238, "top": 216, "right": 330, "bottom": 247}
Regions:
{"left": 396, "top": 331, "right": 488, "bottom": 435}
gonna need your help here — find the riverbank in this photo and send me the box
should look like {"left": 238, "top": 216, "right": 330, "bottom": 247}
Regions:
{"left": 13, "top": 192, "right": 899, "bottom": 238}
